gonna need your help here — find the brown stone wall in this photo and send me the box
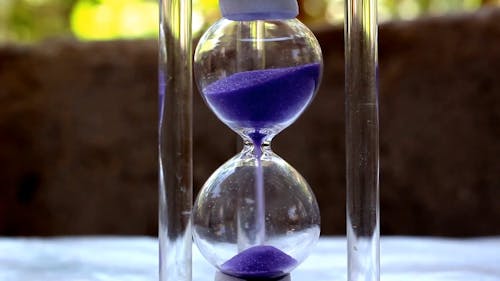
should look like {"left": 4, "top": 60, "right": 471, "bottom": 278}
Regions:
{"left": 0, "top": 8, "right": 499, "bottom": 236}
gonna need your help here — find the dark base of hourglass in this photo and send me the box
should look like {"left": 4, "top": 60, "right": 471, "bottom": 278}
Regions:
{"left": 215, "top": 271, "right": 291, "bottom": 281}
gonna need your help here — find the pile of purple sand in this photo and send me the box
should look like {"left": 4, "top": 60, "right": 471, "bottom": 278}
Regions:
{"left": 220, "top": 245, "right": 297, "bottom": 279}
{"left": 202, "top": 63, "right": 321, "bottom": 136}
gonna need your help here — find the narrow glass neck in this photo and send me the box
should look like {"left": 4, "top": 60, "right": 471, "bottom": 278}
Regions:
{"left": 240, "top": 130, "right": 274, "bottom": 148}
{"left": 243, "top": 141, "right": 271, "bottom": 148}
{"left": 242, "top": 140, "right": 271, "bottom": 159}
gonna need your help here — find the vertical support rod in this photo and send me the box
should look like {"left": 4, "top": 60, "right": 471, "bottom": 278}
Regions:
{"left": 159, "top": 0, "right": 192, "bottom": 280}
{"left": 344, "top": 0, "right": 380, "bottom": 280}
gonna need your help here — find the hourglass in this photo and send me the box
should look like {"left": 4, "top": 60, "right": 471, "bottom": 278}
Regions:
{"left": 192, "top": 0, "right": 323, "bottom": 279}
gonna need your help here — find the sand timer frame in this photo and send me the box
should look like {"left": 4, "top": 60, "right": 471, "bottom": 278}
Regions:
{"left": 159, "top": 0, "right": 193, "bottom": 281}
{"left": 159, "top": 0, "right": 380, "bottom": 280}
{"left": 345, "top": 0, "right": 380, "bottom": 280}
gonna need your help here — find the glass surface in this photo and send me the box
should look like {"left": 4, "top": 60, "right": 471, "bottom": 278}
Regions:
{"left": 192, "top": 18, "right": 322, "bottom": 279}
{"left": 158, "top": 0, "right": 193, "bottom": 281}
{"left": 344, "top": 0, "right": 380, "bottom": 280}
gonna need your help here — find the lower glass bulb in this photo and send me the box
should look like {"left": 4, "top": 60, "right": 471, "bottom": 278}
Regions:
{"left": 192, "top": 145, "right": 320, "bottom": 279}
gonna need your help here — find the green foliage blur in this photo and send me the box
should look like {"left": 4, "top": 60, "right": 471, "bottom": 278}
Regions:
{"left": 0, "top": 0, "right": 498, "bottom": 43}
{"left": 0, "top": 0, "right": 77, "bottom": 42}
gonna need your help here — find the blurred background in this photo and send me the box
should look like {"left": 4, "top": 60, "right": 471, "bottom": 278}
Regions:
{"left": 0, "top": 0, "right": 499, "bottom": 237}
{"left": 1, "top": 0, "right": 500, "bottom": 43}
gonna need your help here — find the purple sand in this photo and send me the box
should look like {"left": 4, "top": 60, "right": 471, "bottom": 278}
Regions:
{"left": 205, "top": 65, "right": 315, "bottom": 279}
{"left": 254, "top": 146, "right": 265, "bottom": 245}
{"left": 203, "top": 63, "right": 321, "bottom": 143}
{"left": 221, "top": 245, "right": 297, "bottom": 279}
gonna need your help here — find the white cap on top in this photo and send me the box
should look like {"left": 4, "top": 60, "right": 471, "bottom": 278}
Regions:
{"left": 219, "top": 0, "right": 299, "bottom": 21}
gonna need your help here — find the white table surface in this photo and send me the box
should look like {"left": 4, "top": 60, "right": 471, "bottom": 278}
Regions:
{"left": 0, "top": 236, "right": 499, "bottom": 281}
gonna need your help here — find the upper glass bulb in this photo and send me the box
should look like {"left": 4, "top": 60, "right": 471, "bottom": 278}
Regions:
{"left": 194, "top": 18, "right": 322, "bottom": 145}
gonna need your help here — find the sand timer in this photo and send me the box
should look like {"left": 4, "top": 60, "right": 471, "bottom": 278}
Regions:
{"left": 192, "top": 0, "right": 323, "bottom": 279}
